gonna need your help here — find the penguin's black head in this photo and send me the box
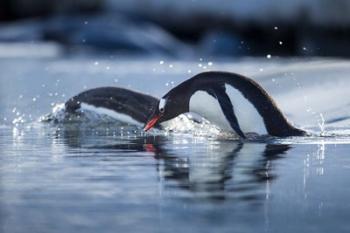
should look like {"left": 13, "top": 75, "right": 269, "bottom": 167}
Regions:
{"left": 144, "top": 91, "right": 189, "bottom": 131}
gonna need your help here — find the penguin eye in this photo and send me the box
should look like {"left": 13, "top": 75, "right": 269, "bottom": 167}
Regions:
{"left": 159, "top": 107, "right": 165, "bottom": 113}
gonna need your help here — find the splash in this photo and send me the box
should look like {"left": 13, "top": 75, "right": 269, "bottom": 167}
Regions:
{"left": 162, "top": 113, "right": 237, "bottom": 139}
{"left": 41, "top": 104, "right": 237, "bottom": 139}
{"left": 318, "top": 113, "right": 326, "bottom": 136}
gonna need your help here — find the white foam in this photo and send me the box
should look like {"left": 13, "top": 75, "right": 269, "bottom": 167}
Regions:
{"left": 161, "top": 113, "right": 231, "bottom": 138}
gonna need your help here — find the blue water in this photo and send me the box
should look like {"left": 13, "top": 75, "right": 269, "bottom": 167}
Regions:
{"left": 1, "top": 55, "right": 350, "bottom": 233}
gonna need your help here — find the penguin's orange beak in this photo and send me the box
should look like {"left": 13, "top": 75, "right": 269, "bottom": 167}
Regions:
{"left": 144, "top": 115, "right": 161, "bottom": 131}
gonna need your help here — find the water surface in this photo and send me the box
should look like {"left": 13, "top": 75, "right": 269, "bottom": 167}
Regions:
{"left": 1, "top": 55, "right": 350, "bottom": 233}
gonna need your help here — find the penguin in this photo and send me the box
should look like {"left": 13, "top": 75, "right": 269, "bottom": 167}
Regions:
{"left": 64, "top": 87, "right": 160, "bottom": 127}
{"left": 144, "top": 71, "right": 306, "bottom": 138}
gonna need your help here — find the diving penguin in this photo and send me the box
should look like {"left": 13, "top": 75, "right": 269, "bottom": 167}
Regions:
{"left": 144, "top": 71, "right": 306, "bottom": 138}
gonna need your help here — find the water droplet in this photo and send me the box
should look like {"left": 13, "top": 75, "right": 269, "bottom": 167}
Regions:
{"left": 32, "top": 97, "right": 37, "bottom": 102}
{"left": 159, "top": 60, "right": 164, "bottom": 65}
{"left": 208, "top": 62, "right": 213, "bottom": 66}
{"left": 279, "top": 41, "right": 283, "bottom": 45}
{"left": 266, "top": 54, "right": 272, "bottom": 59}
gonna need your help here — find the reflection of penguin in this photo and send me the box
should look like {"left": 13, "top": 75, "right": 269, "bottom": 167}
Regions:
{"left": 250, "top": 144, "right": 291, "bottom": 182}
{"left": 60, "top": 127, "right": 291, "bottom": 201}
{"left": 57, "top": 124, "right": 165, "bottom": 151}
{"left": 153, "top": 142, "right": 291, "bottom": 201}
{"left": 144, "top": 71, "right": 306, "bottom": 138}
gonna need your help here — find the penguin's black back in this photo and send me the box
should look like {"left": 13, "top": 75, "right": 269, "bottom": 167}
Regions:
{"left": 65, "top": 87, "right": 159, "bottom": 124}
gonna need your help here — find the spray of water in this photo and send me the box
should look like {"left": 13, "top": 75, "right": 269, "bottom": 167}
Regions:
{"left": 318, "top": 113, "right": 326, "bottom": 136}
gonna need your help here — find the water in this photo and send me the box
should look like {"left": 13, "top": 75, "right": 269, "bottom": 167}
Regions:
{"left": 1, "top": 54, "right": 350, "bottom": 232}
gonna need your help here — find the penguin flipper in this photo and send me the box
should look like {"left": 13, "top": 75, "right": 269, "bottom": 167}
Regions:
{"left": 208, "top": 85, "right": 246, "bottom": 139}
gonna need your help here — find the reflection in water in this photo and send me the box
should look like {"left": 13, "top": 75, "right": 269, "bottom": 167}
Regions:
{"left": 58, "top": 124, "right": 291, "bottom": 202}
{"left": 6, "top": 124, "right": 350, "bottom": 233}
{"left": 154, "top": 143, "right": 290, "bottom": 201}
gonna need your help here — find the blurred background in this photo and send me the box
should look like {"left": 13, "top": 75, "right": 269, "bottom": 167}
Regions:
{"left": 1, "top": 0, "right": 350, "bottom": 58}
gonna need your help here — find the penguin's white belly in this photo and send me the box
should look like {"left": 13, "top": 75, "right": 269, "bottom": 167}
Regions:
{"left": 189, "top": 91, "right": 233, "bottom": 132}
{"left": 189, "top": 85, "right": 267, "bottom": 135}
